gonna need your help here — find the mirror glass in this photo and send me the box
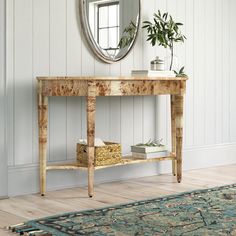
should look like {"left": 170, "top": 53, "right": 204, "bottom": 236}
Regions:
{"left": 79, "top": 0, "right": 140, "bottom": 63}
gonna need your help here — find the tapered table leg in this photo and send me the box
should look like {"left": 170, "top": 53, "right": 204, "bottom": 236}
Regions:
{"left": 173, "top": 95, "right": 184, "bottom": 183}
{"left": 171, "top": 95, "right": 177, "bottom": 176}
{"left": 38, "top": 93, "right": 48, "bottom": 196}
{"left": 87, "top": 95, "right": 96, "bottom": 198}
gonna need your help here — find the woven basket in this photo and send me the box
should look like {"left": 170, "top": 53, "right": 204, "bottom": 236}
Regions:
{"left": 76, "top": 142, "right": 122, "bottom": 167}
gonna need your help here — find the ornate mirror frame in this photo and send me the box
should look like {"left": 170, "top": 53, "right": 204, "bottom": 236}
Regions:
{"left": 79, "top": 0, "right": 141, "bottom": 64}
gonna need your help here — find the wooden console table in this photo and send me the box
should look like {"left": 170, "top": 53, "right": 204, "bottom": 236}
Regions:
{"left": 38, "top": 76, "right": 187, "bottom": 197}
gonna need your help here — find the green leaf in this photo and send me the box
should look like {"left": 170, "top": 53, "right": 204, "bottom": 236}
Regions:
{"left": 143, "top": 10, "right": 186, "bottom": 50}
{"left": 180, "top": 66, "right": 184, "bottom": 74}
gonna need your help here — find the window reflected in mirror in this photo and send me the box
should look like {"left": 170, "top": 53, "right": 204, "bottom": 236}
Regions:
{"left": 81, "top": 0, "right": 140, "bottom": 63}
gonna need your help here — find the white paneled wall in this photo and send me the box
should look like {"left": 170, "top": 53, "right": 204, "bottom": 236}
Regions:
{"left": 6, "top": 0, "right": 236, "bottom": 196}
{"left": 0, "top": 0, "right": 8, "bottom": 197}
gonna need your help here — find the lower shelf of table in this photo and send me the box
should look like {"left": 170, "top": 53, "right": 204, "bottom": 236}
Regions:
{"left": 46, "top": 153, "right": 176, "bottom": 171}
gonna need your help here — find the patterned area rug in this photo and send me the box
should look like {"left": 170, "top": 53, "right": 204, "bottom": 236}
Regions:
{"left": 9, "top": 184, "right": 236, "bottom": 236}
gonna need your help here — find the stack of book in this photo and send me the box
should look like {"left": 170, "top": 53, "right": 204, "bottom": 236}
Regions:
{"left": 131, "top": 145, "right": 168, "bottom": 159}
{"left": 131, "top": 70, "right": 175, "bottom": 77}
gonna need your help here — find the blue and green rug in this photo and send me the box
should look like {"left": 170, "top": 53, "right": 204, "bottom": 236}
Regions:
{"left": 9, "top": 184, "right": 236, "bottom": 236}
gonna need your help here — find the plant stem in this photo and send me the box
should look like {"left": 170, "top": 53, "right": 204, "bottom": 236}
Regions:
{"left": 169, "top": 43, "right": 174, "bottom": 71}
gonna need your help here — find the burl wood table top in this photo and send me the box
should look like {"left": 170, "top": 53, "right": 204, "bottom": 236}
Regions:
{"left": 37, "top": 76, "right": 188, "bottom": 81}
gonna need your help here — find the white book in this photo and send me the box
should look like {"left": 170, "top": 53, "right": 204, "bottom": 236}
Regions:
{"left": 132, "top": 151, "right": 169, "bottom": 159}
{"left": 131, "top": 145, "right": 167, "bottom": 154}
{"left": 131, "top": 70, "right": 175, "bottom": 77}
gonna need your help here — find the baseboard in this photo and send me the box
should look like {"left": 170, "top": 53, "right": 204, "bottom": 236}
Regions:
{"left": 0, "top": 196, "right": 9, "bottom": 200}
{"left": 8, "top": 143, "right": 236, "bottom": 196}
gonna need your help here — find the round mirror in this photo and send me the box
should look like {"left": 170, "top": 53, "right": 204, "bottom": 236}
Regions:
{"left": 79, "top": 0, "right": 141, "bottom": 63}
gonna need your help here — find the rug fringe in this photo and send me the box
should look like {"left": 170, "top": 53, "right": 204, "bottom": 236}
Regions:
{"left": 7, "top": 223, "right": 52, "bottom": 236}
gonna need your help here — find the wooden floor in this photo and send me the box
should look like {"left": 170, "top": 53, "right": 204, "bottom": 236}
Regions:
{"left": 0, "top": 164, "right": 236, "bottom": 235}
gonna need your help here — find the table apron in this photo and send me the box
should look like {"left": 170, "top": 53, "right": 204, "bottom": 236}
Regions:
{"left": 39, "top": 80, "right": 186, "bottom": 97}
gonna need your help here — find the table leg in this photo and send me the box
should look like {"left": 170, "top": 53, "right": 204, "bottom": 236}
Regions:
{"left": 171, "top": 95, "right": 176, "bottom": 176}
{"left": 87, "top": 96, "right": 96, "bottom": 198}
{"left": 38, "top": 94, "right": 48, "bottom": 196}
{"left": 173, "top": 95, "right": 184, "bottom": 183}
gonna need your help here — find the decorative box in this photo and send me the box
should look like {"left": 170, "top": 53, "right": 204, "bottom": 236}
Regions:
{"left": 76, "top": 142, "right": 122, "bottom": 167}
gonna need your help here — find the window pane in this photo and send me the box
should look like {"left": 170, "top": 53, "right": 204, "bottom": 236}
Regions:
{"left": 99, "top": 6, "right": 108, "bottom": 28}
{"left": 109, "top": 4, "right": 118, "bottom": 27}
{"left": 99, "top": 28, "right": 108, "bottom": 49}
{"left": 109, "top": 27, "right": 118, "bottom": 48}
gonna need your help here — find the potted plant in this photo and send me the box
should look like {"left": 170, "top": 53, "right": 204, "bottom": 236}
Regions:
{"left": 143, "top": 10, "right": 186, "bottom": 71}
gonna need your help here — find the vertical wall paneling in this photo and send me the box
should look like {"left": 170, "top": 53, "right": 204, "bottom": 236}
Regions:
{"left": 49, "top": 0, "right": 67, "bottom": 162}
{"left": 109, "top": 60, "right": 121, "bottom": 144}
{"left": 143, "top": 96, "right": 156, "bottom": 142}
{"left": 141, "top": 0, "right": 155, "bottom": 69}
{"left": 215, "top": 0, "right": 223, "bottom": 144}
{"left": 0, "top": 0, "right": 8, "bottom": 197}
{"left": 166, "top": 0, "right": 178, "bottom": 148}
{"left": 133, "top": 97, "right": 143, "bottom": 145}
{"left": 185, "top": 0, "right": 194, "bottom": 146}
{"left": 80, "top": 30, "right": 95, "bottom": 76}
{"left": 229, "top": 0, "right": 236, "bottom": 142}
{"left": 94, "top": 53, "right": 110, "bottom": 143}
{"left": 66, "top": 0, "right": 82, "bottom": 76}
{"left": 132, "top": 0, "right": 144, "bottom": 148}
{"left": 14, "top": 0, "right": 33, "bottom": 165}
{"left": 66, "top": 96, "right": 82, "bottom": 160}
{"left": 33, "top": 0, "right": 50, "bottom": 163}
{"left": 109, "top": 97, "right": 121, "bottom": 143}
{"left": 120, "top": 54, "right": 134, "bottom": 154}
{"left": 81, "top": 97, "right": 87, "bottom": 139}
{"left": 66, "top": 0, "right": 83, "bottom": 160}
{"left": 193, "top": 0, "right": 206, "bottom": 146}
{"left": 132, "top": 9, "right": 142, "bottom": 71}
{"left": 141, "top": 0, "right": 157, "bottom": 144}
{"left": 155, "top": 0, "right": 168, "bottom": 145}
{"left": 120, "top": 14, "right": 136, "bottom": 153}
{"left": 80, "top": 2, "right": 95, "bottom": 139}
{"left": 132, "top": 1, "right": 143, "bottom": 146}
{"left": 6, "top": 0, "right": 14, "bottom": 166}
{"left": 205, "top": 0, "right": 216, "bottom": 145}
{"left": 222, "top": 0, "right": 230, "bottom": 143}
{"left": 96, "top": 97, "right": 110, "bottom": 141}
{"left": 176, "top": 0, "right": 186, "bottom": 146}
{"left": 121, "top": 97, "right": 134, "bottom": 154}
{"left": 109, "top": 60, "right": 122, "bottom": 145}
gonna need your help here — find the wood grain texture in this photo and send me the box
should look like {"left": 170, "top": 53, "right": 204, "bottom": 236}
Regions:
{"left": 171, "top": 95, "right": 177, "bottom": 176}
{"left": 38, "top": 77, "right": 186, "bottom": 196}
{"left": 37, "top": 76, "right": 188, "bottom": 81}
{"left": 45, "top": 155, "right": 175, "bottom": 171}
{"left": 87, "top": 82, "right": 96, "bottom": 197}
{"left": 38, "top": 81, "right": 48, "bottom": 196}
{"left": 38, "top": 77, "right": 187, "bottom": 97}
{"left": 41, "top": 80, "right": 88, "bottom": 96}
{"left": 173, "top": 95, "right": 184, "bottom": 183}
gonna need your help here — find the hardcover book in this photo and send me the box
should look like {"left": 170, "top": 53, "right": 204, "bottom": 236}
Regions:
{"left": 131, "top": 145, "right": 167, "bottom": 154}
{"left": 132, "top": 151, "right": 168, "bottom": 159}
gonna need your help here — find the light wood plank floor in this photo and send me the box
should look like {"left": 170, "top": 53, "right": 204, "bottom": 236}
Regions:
{"left": 0, "top": 164, "right": 236, "bottom": 235}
